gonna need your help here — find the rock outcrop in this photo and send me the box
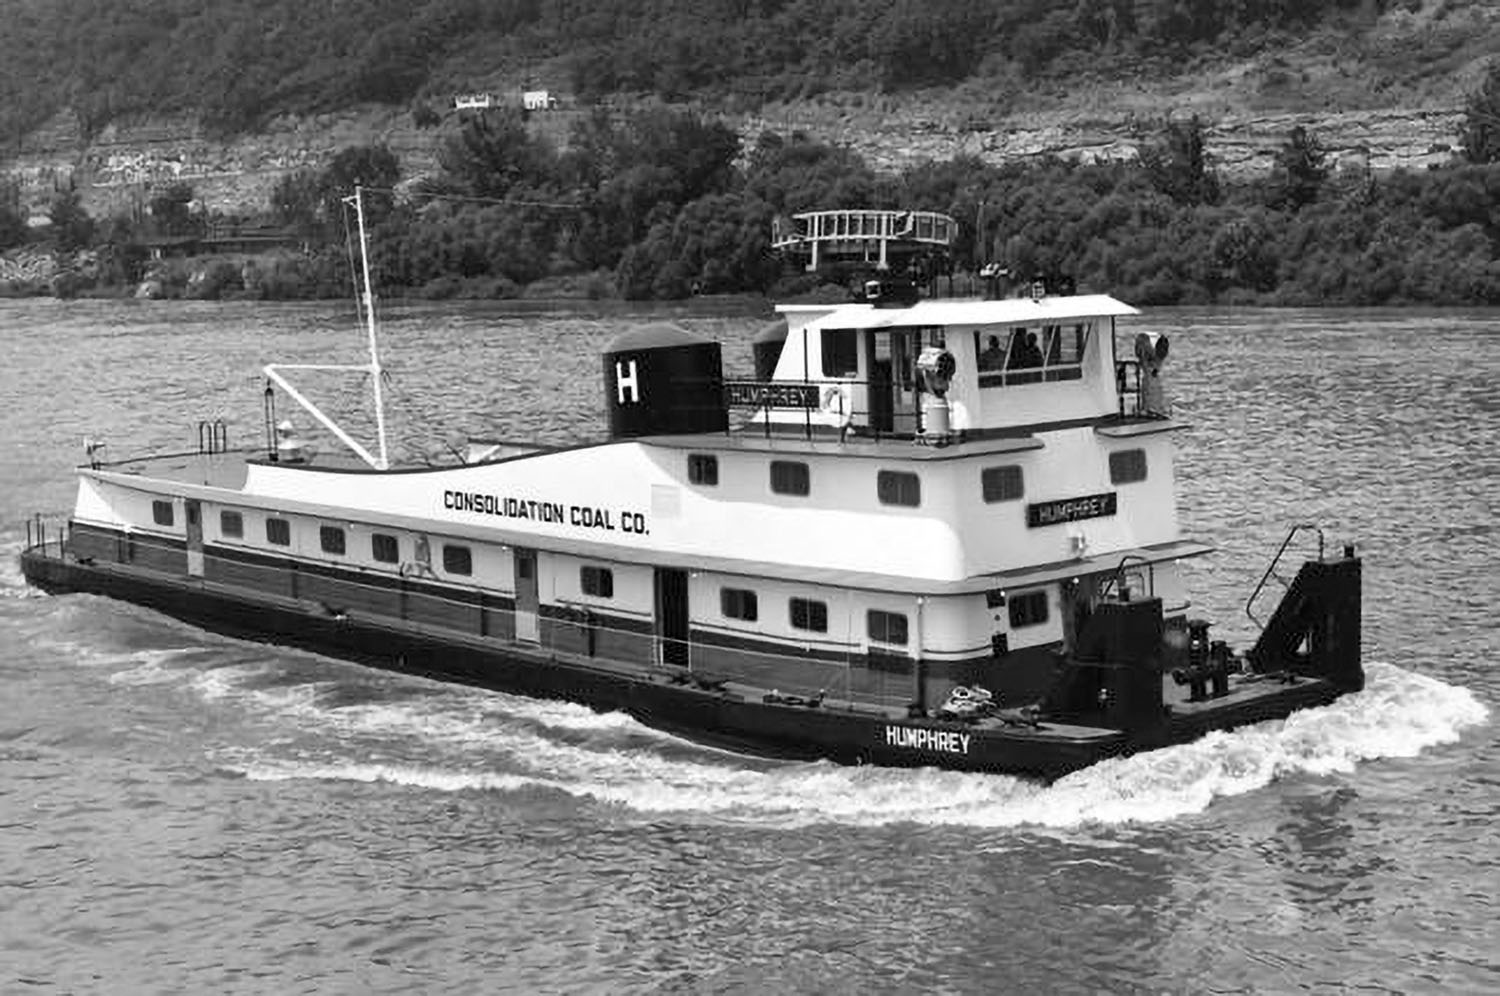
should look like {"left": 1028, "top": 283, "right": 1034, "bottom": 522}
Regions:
{"left": 0, "top": 99, "right": 1471, "bottom": 223}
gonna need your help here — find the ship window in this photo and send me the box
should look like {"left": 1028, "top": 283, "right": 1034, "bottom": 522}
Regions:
{"left": 821, "top": 330, "right": 859, "bottom": 377}
{"left": 1009, "top": 590, "right": 1049, "bottom": 628}
{"left": 581, "top": 565, "right": 613, "bottom": 598}
{"left": 1045, "top": 323, "right": 1087, "bottom": 366}
{"left": 442, "top": 544, "right": 472, "bottom": 576}
{"left": 152, "top": 500, "right": 174, "bottom": 526}
{"left": 371, "top": 533, "right": 399, "bottom": 563}
{"left": 976, "top": 331, "right": 1008, "bottom": 372}
{"left": 1109, "top": 448, "right": 1148, "bottom": 484}
{"left": 220, "top": 510, "right": 243, "bottom": 538}
{"left": 977, "top": 323, "right": 1090, "bottom": 388}
{"left": 688, "top": 453, "right": 718, "bottom": 486}
{"left": 319, "top": 525, "right": 346, "bottom": 556}
{"left": 721, "top": 587, "right": 758, "bottom": 622}
{"left": 877, "top": 470, "right": 920, "bottom": 507}
{"left": 982, "top": 465, "right": 1024, "bottom": 503}
{"left": 790, "top": 597, "right": 828, "bottom": 633}
{"left": 867, "top": 609, "right": 908, "bottom": 646}
{"left": 266, "top": 517, "right": 291, "bottom": 546}
{"left": 770, "top": 460, "right": 810, "bottom": 496}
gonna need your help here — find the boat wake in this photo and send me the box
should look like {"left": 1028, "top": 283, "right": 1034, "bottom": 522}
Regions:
{"left": 187, "top": 657, "right": 1487, "bottom": 829}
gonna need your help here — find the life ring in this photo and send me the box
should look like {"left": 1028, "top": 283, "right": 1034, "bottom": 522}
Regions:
{"left": 820, "top": 384, "right": 850, "bottom": 420}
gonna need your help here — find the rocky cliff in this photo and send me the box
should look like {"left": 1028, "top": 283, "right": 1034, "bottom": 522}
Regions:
{"left": 1, "top": 96, "right": 1470, "bottom": 222}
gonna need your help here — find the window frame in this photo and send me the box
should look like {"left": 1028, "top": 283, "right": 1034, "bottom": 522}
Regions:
{"left": 688, "top": 453, "right": 719, "bottom": 486}
{"left": 820, "top": 329, "right": 860, "bottom": 377}
{"left": 319, "top": 525, "right": 346, "bottom": 556}
{"left": 770, "top": 460, "right": 810, "bottom": 496}
{"left": 1109, "top": 448, "right": 1148, "bottom": 484}
{"left": 580, "top": 565, "right": 614, "bottom": 599}
{"left": 442, "top": 543, "right": 473, "bottom": 576}
{"left": 265, "top": 517, "right": 291, "bottom": 547}
{"left": 1008, "top": 589, "right": 1050, "bottom": 629}
{"left": 720, "top": 586, "right": 759, "bottom": 622}
{"left": 867, "top": 609, "right": 909, "bottom": 646}
{"left": 371, "top": 532, "right": 399, "bottom": 564}
{"left": 876, "top": 469, "right": 921, "bottom": 507}
{"left": 981, "top": 465, "right": 1025, "bottom": 503}
{"left": 789, "top": 597, "right": 828, "bottom": 633}
{"left": 976, "top": 322, "right": 1091, "bottom": 389}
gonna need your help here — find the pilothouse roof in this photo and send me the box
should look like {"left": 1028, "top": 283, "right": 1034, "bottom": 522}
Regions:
{"left": 790, "top": 294, "right": 1139, "bottom": 331}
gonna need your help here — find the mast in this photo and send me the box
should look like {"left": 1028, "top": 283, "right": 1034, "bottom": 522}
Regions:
{"left": 261, "top": 185, "right": 393, "bottom": 470}
{"left": 353, "top": 186, "right": 391, "bottom": 470}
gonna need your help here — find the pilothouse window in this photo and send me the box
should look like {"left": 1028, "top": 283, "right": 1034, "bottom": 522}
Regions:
{"left": 821, "top": 330, "right": 859, "bottom": 377}
{"left": 976, "top": 323, "right": 1090, "bottom": 388}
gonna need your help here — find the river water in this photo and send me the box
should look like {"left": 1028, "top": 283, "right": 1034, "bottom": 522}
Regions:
{"left": 0, "top": 298, "right": 1494, "bottom": 994}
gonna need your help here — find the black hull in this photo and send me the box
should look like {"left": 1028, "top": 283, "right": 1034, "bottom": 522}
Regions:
{"left": 19, "top": 550, "right": 1347, "bottom": 780}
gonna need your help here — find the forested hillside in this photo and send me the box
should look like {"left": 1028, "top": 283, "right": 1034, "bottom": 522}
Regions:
{"left": 2, "top": 0, "right": 1495, "bottom": 141}
{"left": 3, "top": 0, "right": 1499, "bottom": 306}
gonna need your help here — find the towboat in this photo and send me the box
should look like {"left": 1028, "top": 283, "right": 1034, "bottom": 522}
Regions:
{"left": 19, "top": 201, "right": 1362, "bottom": 779}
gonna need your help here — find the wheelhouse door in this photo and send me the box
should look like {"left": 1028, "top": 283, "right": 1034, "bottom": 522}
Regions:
{"left": 654, "top": 567, "right": 689, "bottom": 668}
{"left": 866, "top": 330, "right": 920, "bottom": 434}
{"left": 184, "top": 499, "right": 204, "bottom": 577}
{"left": 514, "top": 548, "right": 539, "bottom": 643}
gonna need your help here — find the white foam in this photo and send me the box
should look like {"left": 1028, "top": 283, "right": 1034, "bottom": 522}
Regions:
{"left": 150, "top": 653, "right": 1493, "bottom": 829}
{"left": 236, "top": 760, "right": 540, "bottom": 794}
{"left": 234, "top": 661, "right": 1484, "bottom": 829}
{"left": 105, "top": 648, "right": 208, "bottom": 685}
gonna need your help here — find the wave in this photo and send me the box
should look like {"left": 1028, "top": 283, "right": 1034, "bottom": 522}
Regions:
{"left": 216, "top": 660, "right": 1487, "bottom": 829}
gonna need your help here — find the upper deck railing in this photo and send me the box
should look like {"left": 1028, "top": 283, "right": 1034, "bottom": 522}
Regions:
{"left": 772, "top": 210, "right": 957, "bottom": 272}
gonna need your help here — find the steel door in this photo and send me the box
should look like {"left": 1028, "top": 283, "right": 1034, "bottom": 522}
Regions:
{"left": 514, "top": 548, "right": 539, "bottom": 642}
{"left": 185, "top": 499, "right": 204, "bottom": 577}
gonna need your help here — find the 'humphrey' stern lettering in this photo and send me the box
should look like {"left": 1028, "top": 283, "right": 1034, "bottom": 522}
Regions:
{"left": 883, "top": 725, "right": 971, "bottom": 755}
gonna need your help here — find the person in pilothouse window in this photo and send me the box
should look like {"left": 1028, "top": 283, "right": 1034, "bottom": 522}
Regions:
{"left": 980, "top": 335, "right": 1005, "bottom": 371}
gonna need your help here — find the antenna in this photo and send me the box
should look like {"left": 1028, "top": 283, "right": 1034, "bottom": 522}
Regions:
{"left": 262, "top": 185, "right": 392, "bottom": 470}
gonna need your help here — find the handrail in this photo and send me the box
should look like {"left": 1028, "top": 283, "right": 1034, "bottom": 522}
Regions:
{"left": 1245, "top": 524, "right": 1325, "bottom": 629}
{"left": 57, "top": 530, "right": 921, "bottom": 708}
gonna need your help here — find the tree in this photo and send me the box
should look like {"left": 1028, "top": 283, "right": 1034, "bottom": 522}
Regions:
{"left": 1460, "top": 62, "right": 1500, "bottom": 165}
{"left": 1267, "top": 125, "right": 1329, "bottom": 212}
{"left": 1139, "top": 116, "right": 1220, "bottom": 206}
{"left": 48, "top": 188, "right": 94, "bottom": 250}
{"left": 271, "top": 145, "right": 401, "bottom": 239}
{"left": 0, "top": 179, "right": 26, "bottom": 250}
{"left": 321, "top": 145, "right": 401, "bottom": 222}
{"left": 149, "top": 183, "right": 200, "bottom": 236}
